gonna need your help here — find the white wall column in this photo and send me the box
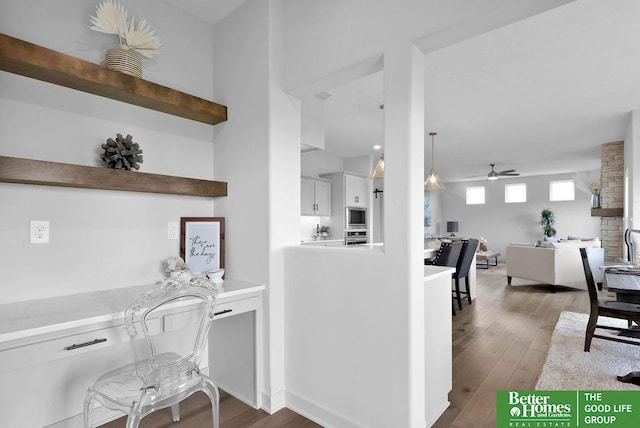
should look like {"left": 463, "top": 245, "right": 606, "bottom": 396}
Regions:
{"left": 213, "top": 0, "right": 298, "bottom": 412}
{"left": 382, "top": 39, "right": 426, "bottom": 426}
{"left": 267, "top": 0, "right": 301, "bottom": 411}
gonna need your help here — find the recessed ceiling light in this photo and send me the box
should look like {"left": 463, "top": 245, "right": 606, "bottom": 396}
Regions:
{"left": 373, "top": 145, "right": 381, "bottom": 150}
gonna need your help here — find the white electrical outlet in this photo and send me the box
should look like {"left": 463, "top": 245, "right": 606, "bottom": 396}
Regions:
{"left": 30, "top": 220, "right": 50, "bottom": 244}
{"left": 168, "top": 222, "right": 179, "bottom": 240}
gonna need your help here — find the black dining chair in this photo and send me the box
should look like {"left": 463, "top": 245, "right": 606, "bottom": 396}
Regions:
{"left": 425, "top": 241, "right": 462, "bottom": 267}
{"left": 579, "top": 247, "right": 640, "bottom": 352}
{"left": 452, "top": 239, "right": 479, "bottom": 310}
{"left": 426, "top": 241, "right": 463, "bottom": 315}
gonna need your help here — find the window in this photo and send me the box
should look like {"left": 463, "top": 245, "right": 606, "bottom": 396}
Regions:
{"left": 550, "top": 180, "right": 575, "bottom": 201}
{"left": 466, "top": 186, "right": 485, "bottom": 205}
{"left": 505, "top": 183, "right": 527, "bottom": 203}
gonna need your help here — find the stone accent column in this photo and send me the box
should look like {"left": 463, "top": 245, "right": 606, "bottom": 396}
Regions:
{"left": 600, "top": 141, "right": 624, "bottom": 262}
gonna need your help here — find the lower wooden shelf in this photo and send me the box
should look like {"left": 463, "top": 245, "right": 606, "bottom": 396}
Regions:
{"left": 591, "top": 207, "right": 623, "bottom": 217}
{"left": 0, "top": 156, "right": 227, "bottom": 197}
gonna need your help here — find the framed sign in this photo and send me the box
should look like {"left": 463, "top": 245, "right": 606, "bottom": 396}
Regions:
{"left": 180, "top": 217, "right": 225, "bottom": 273}
{"left": 424, "top": 190, "right": 432, "bottom": 227}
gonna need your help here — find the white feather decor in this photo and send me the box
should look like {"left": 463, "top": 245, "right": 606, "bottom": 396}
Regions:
{"left": 123, "top": 17, "right": 161, "bottom": 59}
{"left": 90, "top": 0, "right": 161, "bottom": 59}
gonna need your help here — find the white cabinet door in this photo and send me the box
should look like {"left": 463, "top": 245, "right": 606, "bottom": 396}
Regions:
{"left": 301, "top": 178, "right": 331, "bottom": 216}
{"left": 345, "top": 175, "right": 368, "bottom": 208}
{"left": 301, "top": 177, "right": 316, "bottom": 215}
{"left": 314, "top": 180, "right": 332, "bottom": 216}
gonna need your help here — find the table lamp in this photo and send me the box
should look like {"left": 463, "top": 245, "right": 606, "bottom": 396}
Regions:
{"left": 447, "top": 221, "right": 459, "bottom": 237}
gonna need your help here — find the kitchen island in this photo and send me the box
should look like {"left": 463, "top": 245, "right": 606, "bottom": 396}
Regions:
{"left": 423, "top": 265, "right": 455, "bottom": 425}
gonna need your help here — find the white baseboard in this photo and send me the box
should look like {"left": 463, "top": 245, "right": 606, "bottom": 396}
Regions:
{"left": 426, "top": 400, "right": 450, "bottom": 427}
{"left": 285, "top": 390, "right": 365, "bottom": 428}
{"left": 46, "top": 406, "right": 122, "bottom": 428}
{"left": 262, "top": 388, "right": 286, "bottom": 413}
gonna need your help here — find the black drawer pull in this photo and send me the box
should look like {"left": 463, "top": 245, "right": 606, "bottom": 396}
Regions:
{"left": 65, "top": 338, "right": 107, "bottom": 351}
{"left": 214, "top": 309, "right": 232, "bottom": 316}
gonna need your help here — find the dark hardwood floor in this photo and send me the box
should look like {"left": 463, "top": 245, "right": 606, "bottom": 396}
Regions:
{"left": 101, "top": 389, "right": 321, "bottom": 428}
{"left": 102, "top": 265, "right": 588, "bottom": 427}
{"left": 433, "top": 265, "right": 590, "bottom": 428}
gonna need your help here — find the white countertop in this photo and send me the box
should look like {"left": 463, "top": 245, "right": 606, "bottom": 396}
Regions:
{"left": 0, "top": 278, "right": 265, "bottom": 346}
{"left": 301, "top": 239, "right": 344, "bottom": 244}
{"left": 424, "top": 265, "right": 455, "bottom": 280}
{"left": 298, "top": 242, "right": 439, "bottom": 259}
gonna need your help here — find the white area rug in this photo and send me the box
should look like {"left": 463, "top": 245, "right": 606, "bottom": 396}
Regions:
{"left": 536, "top": 311, "right": 640, "bottom": 390}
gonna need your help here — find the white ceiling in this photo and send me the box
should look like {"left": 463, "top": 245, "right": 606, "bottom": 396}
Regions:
{"left": 168, "top": 0, "right": 640, "bottom": 183}
{"left": 323, "top": 0, "right": 640, "bottom": 182}
{"left": 164, "top": 0, "right": 249, "bottom": 27}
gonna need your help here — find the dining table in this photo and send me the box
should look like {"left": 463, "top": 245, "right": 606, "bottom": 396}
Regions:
{"left": 604, "top": 268, "right": 640, "bottom": 385}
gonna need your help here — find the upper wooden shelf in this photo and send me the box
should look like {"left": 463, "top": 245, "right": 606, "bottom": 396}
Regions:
{"left": 0, "top": 33, "right": 227, "bottom": 125}
{"left": 0, "top": 156, "right": 227, "bottom": 198}
{"left": 591, "top": 208, "right": 623, "bottom": 217}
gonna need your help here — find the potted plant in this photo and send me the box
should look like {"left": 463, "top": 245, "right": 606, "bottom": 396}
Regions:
{"left": 540, "top": 208, "right": 557, "bottom": 238}
{"left": 90, "top": 0, "right": 161, "bottom": 77}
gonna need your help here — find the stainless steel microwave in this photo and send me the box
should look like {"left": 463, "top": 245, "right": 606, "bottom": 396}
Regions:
{"left": 345, "top": 207, "right": 367, "bottom": 230}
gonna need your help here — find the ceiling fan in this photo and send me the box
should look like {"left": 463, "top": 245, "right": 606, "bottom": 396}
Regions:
{"left": 486, "top": 163, "right": 519, "bottom": 181}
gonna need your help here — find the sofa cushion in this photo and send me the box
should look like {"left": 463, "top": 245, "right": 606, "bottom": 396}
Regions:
{"left": 568, "top": 235, "right": 597, "bottom": 241}
{"left": 553, "top": 241, "right": 582, "bottom": 248}
{"left": 556, "top": 239, "right": 601, "bottom": 248}
{"left": 510, "top": 242, "right": 536, "bottom": 247}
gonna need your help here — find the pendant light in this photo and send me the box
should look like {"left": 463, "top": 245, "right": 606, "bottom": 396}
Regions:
{"left": 425, "top": 131, "right": 445, "bottom": 190}
{"left": 370, "top": 154, "right": 384, "bottom": 179}
{"left": 370, "top": 104, "right": 385, "bottom": 180}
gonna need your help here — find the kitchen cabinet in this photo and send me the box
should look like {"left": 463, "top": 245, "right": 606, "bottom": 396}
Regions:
{"left": 345, "top": 174, "right": 368, "bottom": 208}
{"left": 319, "top": 171, "right": 370, "bottom": 234}
{"left": 301, "top": 177, "right": 331, "bottom": 216}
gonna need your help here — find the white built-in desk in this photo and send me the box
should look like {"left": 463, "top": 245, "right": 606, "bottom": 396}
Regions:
{"left": 0, "top": 279, "right": 264, "bottom": 427}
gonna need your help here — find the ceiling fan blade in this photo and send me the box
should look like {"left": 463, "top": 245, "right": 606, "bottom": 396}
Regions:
{"left": 498, "top": 172, "right": 520, "bottom": 176}
{"left": 498, "top": 169, "right": 516, "bottom": 174}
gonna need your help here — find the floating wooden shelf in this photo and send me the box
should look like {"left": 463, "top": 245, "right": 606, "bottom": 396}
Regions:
{"left": 0, "top": 156, "right": 227, "bottom": 198}
{"left": 591, "top": 208, "right": 623, "bottom": 217}
{"left": 0, "top": 33, "right": 227, "bottom": 125}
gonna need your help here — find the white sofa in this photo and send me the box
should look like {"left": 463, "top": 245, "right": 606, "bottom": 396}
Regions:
{"left": 506, "top": 241, "right": 604, "bottom": 290}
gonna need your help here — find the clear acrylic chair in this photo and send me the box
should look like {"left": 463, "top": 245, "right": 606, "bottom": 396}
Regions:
{"left": 84, "top": 271, "right": 220, "bottom": 428}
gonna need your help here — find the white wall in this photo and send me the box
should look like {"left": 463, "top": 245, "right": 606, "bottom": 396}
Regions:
{"left": 0, "top": 0, "right": 216, "bottom": 304}
{"left": 343, "top": 155, "right": 373, "bottom": 176}
{"left": 284, "top": 247, "right": 402, "bottom": 427}
{"left": 441, "top": 172, "right": 601, "bottom": 258}
{"left": 301, "top": 150, "right": 344, "bottom": 178}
